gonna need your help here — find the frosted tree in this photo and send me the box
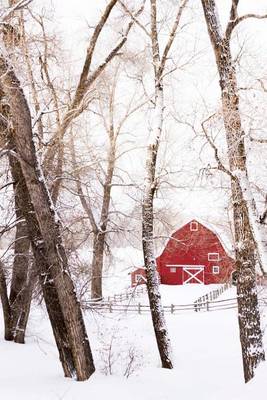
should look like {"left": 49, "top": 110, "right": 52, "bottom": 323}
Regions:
{"left": 200, "top": 0, "right": 266, "bottom": 382}
{"left": 69, "top": 61, "right": 147, "bottom": 301}
{"left": 0, "top": 0, "right": 95, "bottom": 380}
{"left": 142, "top": 0, "right": 188, "bottom": 369}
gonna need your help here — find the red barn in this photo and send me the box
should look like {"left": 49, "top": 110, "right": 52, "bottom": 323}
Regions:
{"left": 131, "top": 219, "right": 235, "bottom": 286}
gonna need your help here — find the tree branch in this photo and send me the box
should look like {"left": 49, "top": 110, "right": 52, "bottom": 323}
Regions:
{"left": 201, "top": 114, "right": 235, "bottom": 180}
{"left": 0, "top": 0, "right": 33, "bottom": 22}
{"left": 159, "top": 0, "right": 188, "bottom": 78}
{"left": 226, "top": 12, "right": 267, "bottom": 39}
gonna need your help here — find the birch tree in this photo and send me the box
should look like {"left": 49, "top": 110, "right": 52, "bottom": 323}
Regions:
{"left": 200, "top": 0, "right": 266, "bottom": 382}
{"left": 142, "top": 0, "right": 188, "bottom": 369}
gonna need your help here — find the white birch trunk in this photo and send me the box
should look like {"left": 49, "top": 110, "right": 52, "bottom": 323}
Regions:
{"left": 142, "top": 85, "right": 173, "bottom": 369}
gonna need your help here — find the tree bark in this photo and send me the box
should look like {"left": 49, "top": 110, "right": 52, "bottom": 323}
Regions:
{"left": 9, "top": 193, "right": 34, "bottom": 343}
{"left": 141, "top": 0, "right": 188, "bottom": 370}
{"left": 142, "top": 84, "right": 173, "bottom": 369}
{"left": 90, "top": 142, "right": 115, "bottom": 300}
{"left": 201, "top": 0, "right": 265, "bottom": 382}
{"left": 0, "top": 56, "right": 95, "bottom": 381}
{"left": 0, "top": 260, "right": 12, "bottom": 341}
{"left": 91, "top": 232, "right": 105, "bottom": 300}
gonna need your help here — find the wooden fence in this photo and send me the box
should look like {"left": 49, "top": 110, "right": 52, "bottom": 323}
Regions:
{"left": 83, "top": 282, "right": 267, "bottom": 315}
{"left": 193, "top": 282, "right": 232, "bottom": 312}
{"left": 83, "top": 295, "right": 267, "bottom": 315}
{"left": 104, "top": 285, "right": 147, "bottom": 303}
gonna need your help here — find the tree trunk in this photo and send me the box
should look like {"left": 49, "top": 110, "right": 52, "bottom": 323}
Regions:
{"left": 232, "top": 180, "right": 264, "bottom": 382}
{"left": 142, "top": 85, "right": 173, "bottom": 369}
{"left": 91, "top": 232, "right": 105, "bottom": 300}
{"left": 90, "top": 149, "right": 115, "bottom": 300}
{"left": 9, "top": 194, "right": 34, "bottom": 343}
{"left": 0, "top": 56, "right": 95, "bottom": 381}
{"left": 8, "top": 140, "right": 90, "bottom": 375}
{"left": 0, "top": 260, "right": 12, "bottom": 341}
{"left": 201, "top": 0, "right": 265, "bottom": 382}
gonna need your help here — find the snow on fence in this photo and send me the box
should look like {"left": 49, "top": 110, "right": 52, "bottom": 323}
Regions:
{"left": 104, "top": 285, "right": 147, "bottom": 303}
{"left": 83, "top": 296, "right": 235, "bottom": 314}
{"left": 83, "top": 282, "right": 267, "bottom": 315}
{"left": 193, "top": 282, "right": 232, "bottom": 312}
{"left": 83, "top": 295, "right": 267, "bottom": 315}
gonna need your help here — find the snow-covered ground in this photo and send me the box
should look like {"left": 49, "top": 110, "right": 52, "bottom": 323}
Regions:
{"left": 133, "top": 283, "right": 223, "bottom": 305}
{"left": 1, "top": 284, "right": 267, "bottom": 400}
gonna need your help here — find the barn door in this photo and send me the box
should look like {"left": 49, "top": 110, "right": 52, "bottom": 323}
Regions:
{"left": 182, "top": 267, "right": 204, "bottom": 284}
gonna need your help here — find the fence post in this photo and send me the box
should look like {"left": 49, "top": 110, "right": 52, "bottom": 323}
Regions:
{"left": 206, "top": 300, "right": 209, "bottom": 311}
{"left": 138, "top": 303, "right": 141, "bottom": 314}
{"left": 171, "top": 304, "right": 174, "bottom": 314}
{"left": 109, "top": 302, "right": 112, "bottom": 313}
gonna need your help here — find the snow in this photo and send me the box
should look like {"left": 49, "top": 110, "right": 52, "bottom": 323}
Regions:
{"left": 131, "top": 283, "right": 222, "bottom": 305}
{"left": 1, "top": 284, "right": 267, "bottom": 399}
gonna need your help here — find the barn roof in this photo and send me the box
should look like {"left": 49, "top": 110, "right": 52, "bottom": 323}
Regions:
{"left": 175, "top": 218, "right": 234, "bottom": 256}
{"left": 130, "top": 217, "right": 235, "bottom": 272}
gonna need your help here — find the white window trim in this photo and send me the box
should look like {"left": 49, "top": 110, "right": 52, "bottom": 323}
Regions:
{"left": 212, "top": 266, "right": 220, "bottom": 274}
{"left": 170, "top": 267, "right": 177, "bottom": 273}
{"left": 190, "top": 221, "right": 198, "bottom": 231}
{"left": 208, "top": 252, "right": 220, "bottom": 261}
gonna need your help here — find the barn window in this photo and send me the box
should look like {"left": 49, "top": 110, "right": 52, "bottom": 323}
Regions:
{"left": 135, "top": 274, "right": 144, "bottom": 283}
{"left": 208, "top": 252, "right": 220, "bottom": 261}
{"left": 170, "top": 267, "right": 176, "bottom": 273}
{"left": 190, "top": 221, "right": 198, "bottom": 231}
{"left": 212, "top": 266, "right": 220, "bottom": 274}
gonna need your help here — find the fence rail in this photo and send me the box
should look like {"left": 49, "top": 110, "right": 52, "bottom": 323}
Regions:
{"left": 83, "top": 296, "right": 267, "bottom": 315}
{"left": 83, "top": 282, "right": 267, "bottom": 315}
{"left": 194, "top": 282, "right": 232, "bottom": 311}
{"left": 83, "top": 291, "right": 267, "bottom": 315}
{"left": 95, "top": 285, "right": 147, "bottom": 304}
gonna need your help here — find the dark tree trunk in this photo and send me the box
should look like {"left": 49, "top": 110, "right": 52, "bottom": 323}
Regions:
{"left": 0, "top": 260, "right": 12, "bottom": 341}
{"left": 0, "top": 56, "right": 95, "bottom": 381}
{"left": 232, "top": 180, "right": 264, "bottom": 382}
{"left": 201, "top": 0, "right": 265, "bottom": 382}
{"left": 91, "top": 232, "right": 105, "bottom": 301}
{"left": 90, "top": 141, "right": 115, "bottom": 300}
{"left": 9, "top": 195, "right": 34, "bottom": 343}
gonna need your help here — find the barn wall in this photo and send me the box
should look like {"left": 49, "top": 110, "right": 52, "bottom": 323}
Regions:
{"left": 131, "top": 220, "right": 235, "bottom": 286}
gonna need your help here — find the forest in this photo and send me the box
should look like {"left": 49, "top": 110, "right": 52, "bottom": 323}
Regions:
{"left": 0, "top": 1, "right": 267, "bottom": 399}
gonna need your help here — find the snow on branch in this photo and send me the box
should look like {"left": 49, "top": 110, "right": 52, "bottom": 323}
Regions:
{"left": 0, "top": 0, "right": 33, "bottom": 23}
{"left": 226, "top": 11, "right": 267, "bottom": 39}
{"left": 201, "top": 114, "right": 234, "bottom": 180}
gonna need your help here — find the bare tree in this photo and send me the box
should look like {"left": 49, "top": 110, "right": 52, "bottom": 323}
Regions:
{"left": 43, "top": 0, "right": 145, "bottom": 195}
{"left": 0, "top": 26, "right": 95, "bottom": 380}
{"left": 200, "top": 0, "right": 266, "bottom": 382}
{"left": 0, "top": 0, "right": 140, "bottom": 343}
{"left": 142, "top": 0, "right": 188, "bottom": 369}
{"left": 69, "top": 61, "right": 147, "bottom": 300}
